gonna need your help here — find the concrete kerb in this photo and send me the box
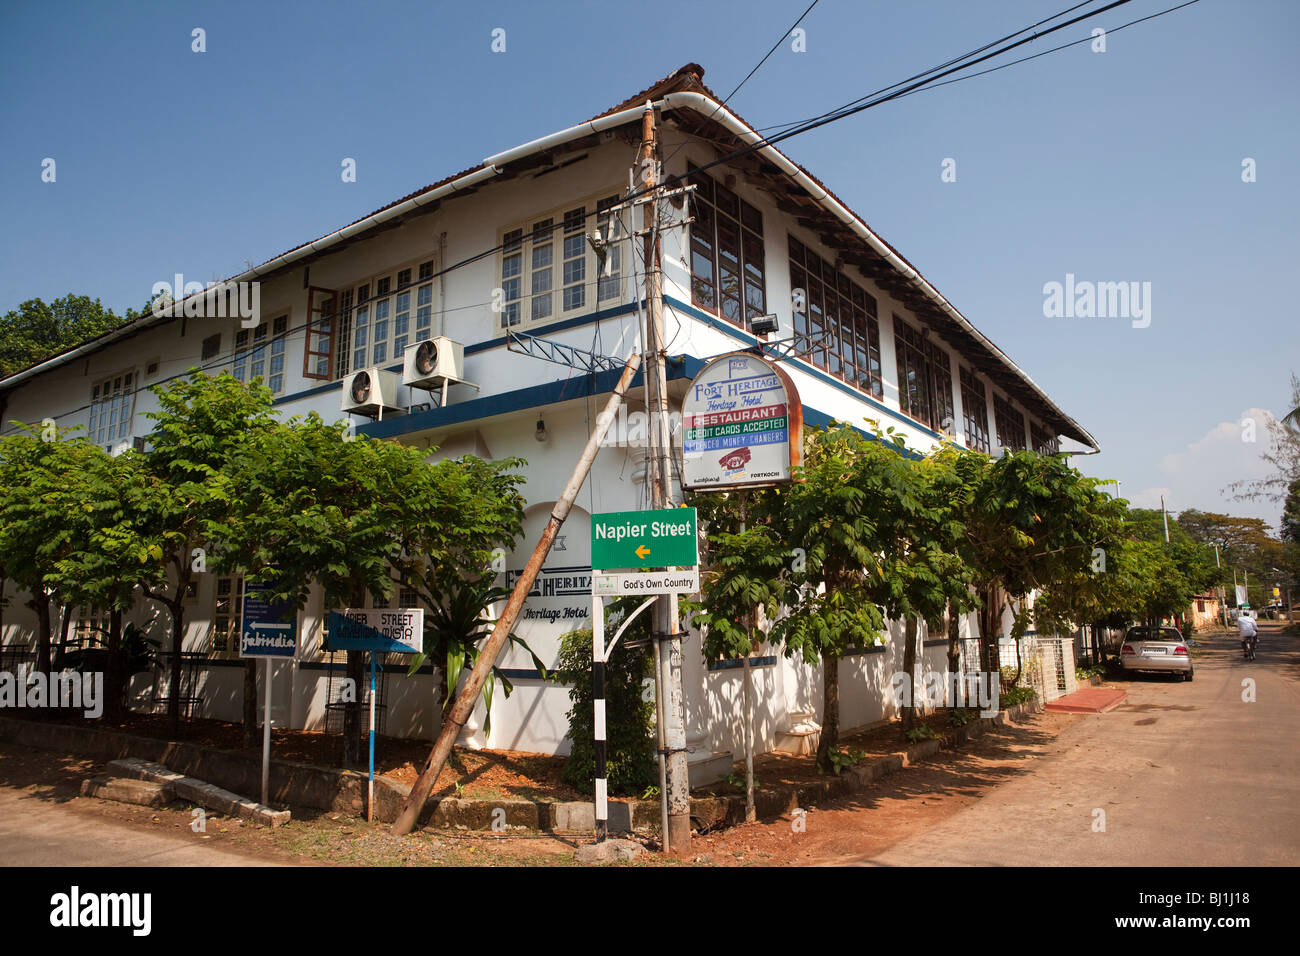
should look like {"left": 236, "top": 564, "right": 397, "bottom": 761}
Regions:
{"left": 1, "top": 700, "right": 1044, "bottom": 838}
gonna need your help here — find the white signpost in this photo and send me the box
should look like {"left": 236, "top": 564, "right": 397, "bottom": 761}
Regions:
{"left": 681, "top": 351, "right": 803, "bottom": 490}
{"left": 589, "top": 509, "right": 700, "bottom": 842}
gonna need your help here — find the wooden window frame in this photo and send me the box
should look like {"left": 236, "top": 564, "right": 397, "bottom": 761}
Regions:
{"left": 689, "top": 164, "right": 766, "bottom": 330}
{"left": 959, "top": 366, "right": 992, "bottom": 454}
{"left": 893, "top": 318, "right": 953, "bottom": 432}
{"left": 994, "top": 393, "right": 1028, "bottom": 452}
{"left": 788, "top": 234, "right": 883, "bottom": 398}
{"left": 302, "top": 287, "right": 338, "bottom": 381}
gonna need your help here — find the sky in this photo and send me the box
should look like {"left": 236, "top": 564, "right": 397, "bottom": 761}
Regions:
{"left": 2, "top": 0, "right": 1297, "bottom": 530}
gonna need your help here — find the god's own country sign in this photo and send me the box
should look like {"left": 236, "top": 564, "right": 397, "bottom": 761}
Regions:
{"left": 591, "top": 508, "right": 698, "bottom": 570}
{"left": 682, "top": 352, "right": 802, "bottom": 489}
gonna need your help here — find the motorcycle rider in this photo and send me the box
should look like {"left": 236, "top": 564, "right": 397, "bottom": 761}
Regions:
{"left": 1238, "top": 609, "right": 1259, "bottom": 660}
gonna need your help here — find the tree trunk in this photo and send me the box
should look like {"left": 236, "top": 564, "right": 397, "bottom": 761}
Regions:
{"left": 104, "top": 609, "right": 125, "bottom": 722}
{"left": 167, "top": 601, "right": 185, "bottom": 737}
{"left": 28, "top": 594, "right": 52, "bottom": 677}
{"left": 979, "top": 584, "right": 1004, "bottom": 690}
{"left": 946, "top": 601, "right": 961, "bottom": 678}
{"left": 242, "top": 660, "right": 259, "bottom": 748}
{"left": 343, "top": 650, "right": 364, "bottom": 767}
{"left": 901, "top": 617, "right": 919, "bottom": 732}
{"left": 815, "top": 652, "right": 840, "bottom": 773}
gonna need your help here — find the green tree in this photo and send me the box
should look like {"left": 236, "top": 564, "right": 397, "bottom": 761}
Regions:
{"left": 206, "top": 411, "right": 532, "bottom": 761}
{"left": 756, "top": 424, "right": 897, "bottom": 772}
{"left": 0, "top": 296, "right": 135, "bottom": 377}
{"left": 0, "top": 424, "right": 89, "bottom": 676}
{"left": 133, "top": 371, "right": 280, "bottom": 736}
{"left": 953, "top": 448, "right": 1116, "bottom": 685}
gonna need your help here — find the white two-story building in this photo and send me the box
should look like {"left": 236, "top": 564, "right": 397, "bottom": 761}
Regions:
{"left": 0, "top": 64, "right": 1097, "bottom": 772}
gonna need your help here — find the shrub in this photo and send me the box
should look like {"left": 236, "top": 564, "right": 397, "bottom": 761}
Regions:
{"left": 999, "top": 685, "right": 1038, "bottom": 709}
{"left": 554, "top": 599, "right": 657, "bottom": 796}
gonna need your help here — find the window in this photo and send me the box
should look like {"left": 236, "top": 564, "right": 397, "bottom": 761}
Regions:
{"left": 88, "top": 371, "right": 135, "bottom": 448}
{"left": 959, "top": 367, "right": 991, "bottom": 454}
{"left": 1031, "top": 421, "right": 1060, "bottom": 456}
{"left": 498, "top": 196, "right": 624, "bottom": 329}
{"left": 212, "top": 575, "right": 245, "bottom": 654}
{"left": 788, "top": 235, "right": 883, "bottom": 397}
{"left": 994, "top": 393, "right": 1027, "bottom": 451}
{"left": 233, "top": 315, "right": 288, "bottom": 394}
{"left": 201, "top": 334, "right": 221, "bottom": 360}
{"left": 339, "top": 258, "right": 436, "bottom": 374}
{"left": 73, "top": 607, "right": 109, "bottom": 646}
{"left": 689, "top": 165, "right": 766, "bottom": 329}
{"left": 893, "top": 319, "right": 954, "bottom": 432}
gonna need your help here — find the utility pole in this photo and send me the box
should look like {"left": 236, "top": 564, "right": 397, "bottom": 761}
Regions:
{"left": 390, "top": 353, "right": 642, "bottom": 836}
{"left": 1160, "top": 495, "right": 1170, "bottom": 543}
{"left": 638, "top": 101, "right": 692, "bottom": 856}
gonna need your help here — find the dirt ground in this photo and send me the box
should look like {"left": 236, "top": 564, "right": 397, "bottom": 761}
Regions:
{"left": 689, "top": 708, "right": 1078, "bottom": 865}
{"left": 1, "top": 706, "right": 1078, "bottom": 866}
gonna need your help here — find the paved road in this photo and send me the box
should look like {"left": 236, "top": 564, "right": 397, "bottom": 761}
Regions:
{"left": 0, "top": 788, "right": 276, "bottom": 866}
{"left": 861, "top": 623, "right": 1300, "bottom": 866}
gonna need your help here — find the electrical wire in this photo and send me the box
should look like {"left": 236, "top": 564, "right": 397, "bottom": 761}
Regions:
{"left": 8, "top": 0, "right": 1201, "bottom": 433}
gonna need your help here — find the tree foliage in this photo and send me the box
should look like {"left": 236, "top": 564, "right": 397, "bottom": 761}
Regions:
{"left": 0, "top": 295, "right": 140, "bottom": 377}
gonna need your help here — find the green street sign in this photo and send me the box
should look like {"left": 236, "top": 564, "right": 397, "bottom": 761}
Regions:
{"left": 591, "top": 507, "right": 698, "bottom": 570}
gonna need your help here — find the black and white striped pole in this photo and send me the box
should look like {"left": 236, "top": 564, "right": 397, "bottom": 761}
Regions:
{"left": 591, "top": 590, "right": 656, "bottom": 846}
{"left": 593, "top": 654, "right": 608, "bottom": 842}
{"left": 592, "top": 585, "right": 608, "bottom": 842}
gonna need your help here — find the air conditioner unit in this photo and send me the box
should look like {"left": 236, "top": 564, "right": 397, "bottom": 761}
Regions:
{"left": 403, "top": 337, "right": 465, "bottom": 388}
{"left": 342, "top": 367, "right": 402, "bottom": 416}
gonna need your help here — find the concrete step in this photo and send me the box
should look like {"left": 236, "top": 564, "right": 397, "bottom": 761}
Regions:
{"left": 686, "top": 749, "right": 734, "bottom": 788}
{"left": 773, "top": 729, "right": 820, "bottom": 756}
{"left": 80, "top": 775, "right": 174, "bottom": 808}
{"left": 106, "top": 757, "right": 290, "bottom": 827}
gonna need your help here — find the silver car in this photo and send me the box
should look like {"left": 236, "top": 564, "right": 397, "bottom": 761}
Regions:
{"left": 1120, "top": 626, "right": 1194, "bottom": 681}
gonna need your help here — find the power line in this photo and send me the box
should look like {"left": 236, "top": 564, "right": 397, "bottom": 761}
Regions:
{"left": 7, "top": 1, "right": 1201, "bottom": 432}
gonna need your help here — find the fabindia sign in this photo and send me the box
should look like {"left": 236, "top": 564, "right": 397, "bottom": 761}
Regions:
{"left": 682, "top": 351, "right": 802, "bottom": 489}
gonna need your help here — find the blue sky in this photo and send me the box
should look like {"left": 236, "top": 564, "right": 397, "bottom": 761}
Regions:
{"left": 3, "top": 0, "right": 1297, "bottom": 528}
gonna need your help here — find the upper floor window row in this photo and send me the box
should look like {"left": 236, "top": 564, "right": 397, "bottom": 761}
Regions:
{"left": 894, "top": 318, "right": 955, "bottom": 434}
{"left": 89, "top": 370, "right": 135, "bottom": 448}
{"left": 959, "top": 366, "right": 991, "bottom": 454}
{"left": 304, "top": 256, "right": 437, "bottom": 381}
{"left": 233, "top": 314, "right": 288, "bottom": 394}
{"left": 994, "top": 392, "right": 1027, "bottom": 452}
{"left": 497, "top": 194, "right": 626, "bottom": 330}
{"left": 789, "top": 236, "right": 884, "bottom": 400}
{"left": 1030, "top": 421, "right": 1061, "bottom": 456}
{"left": 688, "top": 165, "right": 766, "bottom": 330}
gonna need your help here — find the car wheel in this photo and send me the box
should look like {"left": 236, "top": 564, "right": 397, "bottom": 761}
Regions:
{"left": 1185, "top": 668, "right": 1194, "bottom": 682}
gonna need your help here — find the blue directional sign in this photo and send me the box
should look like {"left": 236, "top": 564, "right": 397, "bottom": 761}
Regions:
{"left": 240, "top": 580, "right": 298, "bottom": 658}
{"left": 326, "top": 609, "right": 424, "bottom": 654}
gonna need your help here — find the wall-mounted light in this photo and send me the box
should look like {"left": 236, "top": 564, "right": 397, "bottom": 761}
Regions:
{"left": 535, "top": 418, "right": 548, "bottom": 442}
{"left": 750, "top": 313, "right": 779, "bottom": 336}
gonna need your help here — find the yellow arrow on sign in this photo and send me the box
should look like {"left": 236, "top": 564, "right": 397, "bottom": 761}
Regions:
{"left": 635, "top": 545, "right": 651, "bottom": 560}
